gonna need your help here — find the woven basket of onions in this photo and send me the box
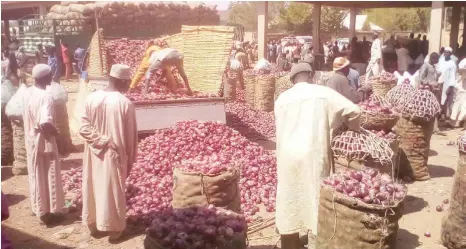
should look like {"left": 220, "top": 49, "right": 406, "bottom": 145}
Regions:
{"left": 441, "top": 134, "right": 466, "bottom": 249}
{"left": 369, "top": 71, "right": 397, "bottom": 96}
{"left": 359, "top": 95, "right": 399, "bottom": 131}
{"left": 316, "top": 167, "right": 406, "bottom": 249}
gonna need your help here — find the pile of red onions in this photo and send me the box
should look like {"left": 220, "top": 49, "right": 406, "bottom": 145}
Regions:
{"left": 105, "top": 38, "right": 215, "bottom": 102}
{"left": 63, "top": 121, "right": 277, "bottom": 224}
{"left": 374, "top": 71, "right": 397, "bottom": 84}
{"left": 323, "top": 168, "right": 407, "bottom": 205}
{"left": 395, "top": 89, "right": 441, "bottom": 120}
{"left": 147, "top": 205, "right": 246, "bottom": 249}
{"left": 176, "top": 157, "right": 237, "bottom": 175}
{"left": 358, "top": 98, "right": 393, "bottom": 115}
{"left": 226, "top": 102, "right": 276, "bottom": 139}
{"left": 368, "top": 129, "right": 398, "bottom": 141}
{"left": 386, "top": 84, "right": 416, "bottom": 110}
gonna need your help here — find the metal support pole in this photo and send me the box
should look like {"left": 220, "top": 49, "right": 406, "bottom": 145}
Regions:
{"left": 257, "top": 1, "right": 268, "bottom": 60}
{"left": 428, "top": 1, "right": 444, "bottom": 53}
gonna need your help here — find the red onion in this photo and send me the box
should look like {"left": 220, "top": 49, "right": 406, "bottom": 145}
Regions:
{"left": 63, "top": 121, "right": 277, "bottom": 224}
{"left": 322, "top": 168, "right": 407, "bottom": 206}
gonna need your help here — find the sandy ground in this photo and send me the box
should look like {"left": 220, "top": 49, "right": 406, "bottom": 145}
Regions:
{"left": 1, "top": 79, "right": 463, "bottom": 249}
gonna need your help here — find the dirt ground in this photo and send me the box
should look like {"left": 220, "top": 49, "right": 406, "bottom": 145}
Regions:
{"left": 1, "top": 80, "right": 463, "bottom": 249}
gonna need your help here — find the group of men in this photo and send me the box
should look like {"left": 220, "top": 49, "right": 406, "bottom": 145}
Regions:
{"left": 6, "top": 38, "right": 195, "bottom": 242}
{"left": 16, "top": 63, "right": 138, "bottom": 242}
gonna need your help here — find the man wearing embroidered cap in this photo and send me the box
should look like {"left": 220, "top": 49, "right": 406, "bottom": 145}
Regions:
{"left": 79, "top": 64, "right": 138, "bottom": 241}
{"left": 23, "top": 64, "right": 65, "bottom": 225}
{"left": 275, "top": 62, "right": 361, "bottom": 249}
{"left": 326, "top": 57, "right": 359, "bottom": 103}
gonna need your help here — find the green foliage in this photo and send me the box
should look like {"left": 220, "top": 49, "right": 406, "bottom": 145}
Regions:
{"left": 320, "top": 7, "right": 347, "bottom": 35}
{"left": 364, "top": 8, "right": 430, "bottom": 32}
{"left": 226, "top": 1, "right": 285, "bottom": 32}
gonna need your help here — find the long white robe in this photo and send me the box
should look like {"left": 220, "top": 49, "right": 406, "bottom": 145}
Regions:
{"left": 366, "top": 38, "right": 382, "bottom": 81}
{"left": 450, "top": 58, "right": 466, "bottom": 123}
{"left": 438, "top": 58, "right": 457, "bottom": 105}
{"left": 22, "top": 86, "right": 64, "bottom": 216}
{"left": 275, "top": 83, "right": 361, "bottom": 235}
{"left": 79, "top": 90, "right": 138, "bottom": 232}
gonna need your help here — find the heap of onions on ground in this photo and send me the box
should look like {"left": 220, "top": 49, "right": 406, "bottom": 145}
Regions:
{"left": 147, "top": 205, "right": 247, "bottom": 249}
{"left": 63, "top": 121, "right": 277, "bottom": 224}
{"left": 322, "top": 167, "right": 407, "bottom": 205}
{"left": 225, "top": 101, "right": 276, "bottom": 139}
{"left": 331, "top": 128, "right": 394, "bottom": 164}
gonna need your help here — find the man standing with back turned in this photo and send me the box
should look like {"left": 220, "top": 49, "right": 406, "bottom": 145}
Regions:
{"left": 79, "top": 64, "right": 138, "bottom": 241}
{"left": 275, "top": 63, "right": 361, "bottom": 249}
{"left": 23, "top": 64, "right": 65, "bottom": 225}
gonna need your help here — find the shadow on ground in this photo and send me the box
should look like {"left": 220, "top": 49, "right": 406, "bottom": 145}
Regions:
{"left": 2, "top": 225, "right": 73, "bottom": 249}
{"left": 396, "top": 229, "right": 421, "bottom": 249}
{"left": 402, "top": 195, "right": 428, "bottom": 215}
{"left": 60, "top": 158, "right": 83, "bottom": 171}
{"left": 1, "top": 166, "right": 13, "bottom": 182}
{"left": 429, "top": 149, "right": 439, "bottom": 157}
{"left": 429, "top": 164, "right": 455, "bottom": 178}
{"left": 4, "top": 193, "right": 26, "bottom": 206}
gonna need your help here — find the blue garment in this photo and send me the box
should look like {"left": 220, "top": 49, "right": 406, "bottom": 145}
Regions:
{"left": 48, "top": 56, "right": 61, "bottom": 83}
{"left": 347, "top": 68, "right": 360, "bottom": 90}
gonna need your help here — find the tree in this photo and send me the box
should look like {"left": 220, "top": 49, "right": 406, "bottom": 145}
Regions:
{"left": 227, "top": 2, "right": 285, "bottom": 32}
{"left": 277, "top": 2, "right": 313, "bottom": 33}
{"left": 320, "top": 7, "right": 348, "bottom": 36}
{"left": 363, "top": 8, "right": 431, "bottom": 33}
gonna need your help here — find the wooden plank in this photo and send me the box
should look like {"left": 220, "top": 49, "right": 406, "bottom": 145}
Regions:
{"left": 305, "top": 1, "right": 460, "bottom": 8}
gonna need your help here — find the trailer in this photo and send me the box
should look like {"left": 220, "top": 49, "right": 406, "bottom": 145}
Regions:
{"left": 71, "top": 76, "right": 226, "bottom": 134}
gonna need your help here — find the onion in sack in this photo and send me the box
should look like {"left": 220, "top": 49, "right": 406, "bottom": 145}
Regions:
{"left": 147, "top": 205, "right": 246, "bottom": 248}
{"left": 322, "top": 167, "right": 407, "bottom": 205}
{"left": 63, "top": 121, "right": 277, "bottom": 224}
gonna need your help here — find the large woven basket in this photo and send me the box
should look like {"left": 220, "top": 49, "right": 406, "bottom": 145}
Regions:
{"left": 274, "top": 73, "right": 292, "bottom": 101}
{"left": 87, "top": 29, "right": 106, "bottom": 77}
{"left": 361, "top": 111, "right": 399, "bottom": 130}
{"left": 244, "top": 72, "right": 257, "bottom": 108}
{"left": 371, "top": 78, "right": 397, "bottom": 96}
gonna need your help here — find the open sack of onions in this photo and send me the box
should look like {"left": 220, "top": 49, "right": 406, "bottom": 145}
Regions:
{"left": 331, "top": 128, "right": 394, "bottom": 172}
{"left": 63, "top": 121, "right": 277, "bottom": 224}
{"left": 172, "top": 159, "right": 241, "bottom": 212}
{"left": 393, "top": 89, "right": 441, "bottom": 181}
{"left": 317, "top": 167, "right": 406, "bottom": 249}
{"left": 367, "top": 71, "right": 398, "bottom": 96}
{"left": 359, "top": 94, "right": 399, "bottom": 130}
{"left": 441, "top": 134, "right": 466, "bottom": 249}
{"left": 144, "top": 205, "right": 247, "bottom": 249}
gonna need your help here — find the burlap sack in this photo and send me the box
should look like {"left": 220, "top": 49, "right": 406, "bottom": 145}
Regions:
{"left": 316, "top": 186, "right": 403, "bottom": 249}
{"left": 244, "top": 72, "right": 257, "bottom": 108}
{"left": 144, "top": 225, "right": 247, "bottom": 249}
{"left": 441, "top": 153, "right": 466, "bottom": 249}
{"left": 395, "top": 117, "right": 434, "bottom": 181}
{"left": 254, "top": 75, "right": 275, "bottom": 112}
{"left": 224, "top": 71, "right": 238, "bottom": 102}
{"left": 11, "top": 120, "right": 27, "bottom": 175}
{"left": 54, "top": 102, "right": 74, "bottom": 156}
{"left": 274, "top": 74, "right": 292, "bottom": 101}
{"left": 171, "top": 168, "right": 241, "bottom": 212}
{"left": 1, "top": 107, "right": 13, "bottom": 166}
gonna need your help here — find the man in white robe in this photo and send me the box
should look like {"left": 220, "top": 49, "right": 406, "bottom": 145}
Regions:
{"left": 275, "top": 63, "right": 361, "bottom": 249}
{"left": 23, "top": 64, "right": 65, "bottom": 225}
{"left": 79, "top": 64, "right": 138, "bottom": 241}
{"left": 450, "top": 58, "right": 466, "bottom": 128}
{"left": 438, "top": 47, "right": 458, "bottom": 118}
{"left": 366, "top": 33, "right": 382, "bottom": 81}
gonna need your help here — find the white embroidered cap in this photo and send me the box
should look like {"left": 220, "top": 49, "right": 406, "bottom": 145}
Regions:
{"left": 32, "top": 64, "right": 52, "bottom": 79}
{"left": 444, "top": 47, "right": 453, "bottom": 52}
{"left": 109, "top": 64, "right": 131, "bottom": 80}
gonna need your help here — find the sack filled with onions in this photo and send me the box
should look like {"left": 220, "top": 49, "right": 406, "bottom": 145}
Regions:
{"left": 366, "top": 129, "right": 400, "bottom": 176}
{"left": 331, "top": 128, "right": 394, "bottom": 170}
{"left": 386, "top": 82, "right": 416, "bottom": 110}
{"left": 317, "top": 167, "right": 406, "bottom": 249}
{"left": 359, "top": 95, "right": 399, "bottom": 130}
{"left": 441, "top": 133, "right": 466, "bottom": 249}
{"left": 394, "top": 89, "right": 440, "bottom": 181}
{"left": 172, "top": 159, "right": 241, "bottom": 213}
{"left": 368, "top": 71, "right": 397, "bottom": 96}
{"left": 144, "top": 205, "right": 247, "bottom": 249}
